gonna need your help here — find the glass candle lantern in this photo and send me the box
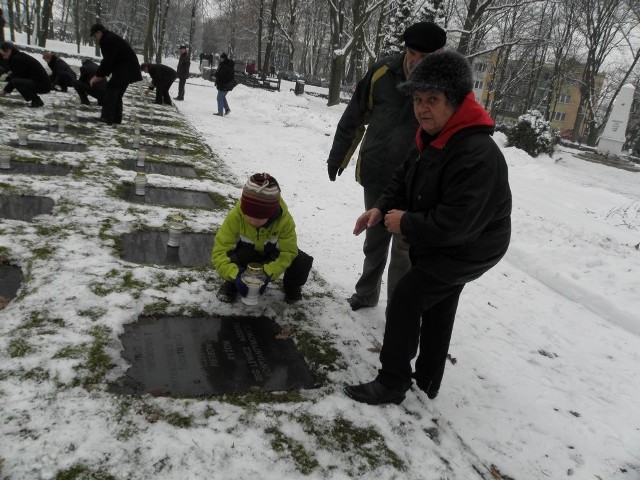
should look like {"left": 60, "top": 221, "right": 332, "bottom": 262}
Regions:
{"left": 134, "top": 171, "right": 147, "bottom": 196}
{"left": 0, "top": 153, "right": 11, "bottom": 170}
{"left": 167, "top": 214, "right": 187, "bottom": 247}
{"left": 17, "top": 128, "right": 28, "bottom": 146}
{"left": 132, "top": 134, "right": 141, "bottom": 149}
{"left": 136, "top": 149, "right": 146, "bottom": 168}
{"left": 241, "top": 263, "right": 267, "bottom": 305}
{"left": 58, "top": 119, "right": 66, "bottom": 133}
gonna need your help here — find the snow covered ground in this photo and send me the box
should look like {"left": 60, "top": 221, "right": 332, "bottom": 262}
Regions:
{"left": 0, "top": 34, "right": 639, "bottom": 479}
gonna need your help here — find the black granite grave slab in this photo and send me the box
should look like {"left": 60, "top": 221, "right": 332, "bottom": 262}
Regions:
{"left": 111, "top": 315, "right": 316, "bottom": 396}
{"left": 0, "top": 194, "right": 55, "bottom": 221}
{"left": 134, "top": 115, "right": 176, "bottom": 127}
{"left": 0, "top": 263, "right": 23, "bottom": 307}
{"left": 8, "top": 140, "right": 87, "bottom": 152}
{"left": 0, "top": 96, "right": 27, "bottom": 106}
{"left": 120, "top": 158, "right": 197, "bottom": 178}
{"left": 120, "top": 231, "right": 214, "bottom": 266}
{"left": 0, "top": 161, "right": 71, "bottom": 176}
{"left": 121, "top": 185, "right": 219, "bottom": 209}
{"left": 46, "top": 113, "right": 98, "bottom": 124}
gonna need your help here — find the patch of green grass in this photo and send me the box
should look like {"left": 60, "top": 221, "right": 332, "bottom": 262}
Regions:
{"left": 222, "top": 389, "right": 306, "bottom": 407}
{"left": 267, "top": 426, "right": 319, "bottom": 475}
{"left": 73, "top": 325, "right": 114, "bottom": 388}
{"left": 34, "top": 225, "right": 65, "bottom": 236}
{"left": 299, "top": 414, "right": 406, "bottom": 475}
{"left": 89, "top": 269, "right": 145, "bottom": 298}
{"left": 163, "top": 412, "right": 193, "bottom": 428}
{"left": 18, "top": 311, "right": 65, "bottom": 330}
{"left": 54, "top": 464, "right": 116, "bottom": 480}
{"left": 294, "top": 329, "right": 345, "bottom": 382}
{"left": 77, "top": 308, "right": 107, "bottom": 321}
{"left": 53, "top": 344, "right": 87, "bottom": 360}
{"left": 32, "top": 246, "right": 54, "bottom": 260}
{"left": 22, "top": 367, "right": 50, "bottom": 382}
{"left": 0, "top": 246, "right": 11, "bottom": 257}
{"left": 8, "top": 338, "right": 33, "bottom": 357}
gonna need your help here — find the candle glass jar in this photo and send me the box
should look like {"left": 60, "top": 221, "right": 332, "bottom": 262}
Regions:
{"left": 167, "top": 214, "right": 187, "bottom": 247}
{"left": 241, "top": 263, "right": 267, "bottom": 305}
{"left": 134, "top": 172, "right": 147, "bottom": 195}
{"left": 136, "top": 149, "right": 146, "bottom": 168}
{"left": 0, "top": 154, "right": 11, "bottom": 169}
{"left": 17, "top": 128, "right": 28, "bottom": 146}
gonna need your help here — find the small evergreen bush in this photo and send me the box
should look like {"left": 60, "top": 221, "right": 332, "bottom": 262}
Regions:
{"left": 505, "top": 110, "right": 558, "bottom": 157}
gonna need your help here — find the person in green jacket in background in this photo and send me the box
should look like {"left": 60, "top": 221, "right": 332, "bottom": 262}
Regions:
{"left": 212, "top": 173, "right": 314, "bottom": 304}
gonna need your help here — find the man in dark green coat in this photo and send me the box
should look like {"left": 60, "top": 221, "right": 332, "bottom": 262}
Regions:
{"left": 327, "top": 22, "right": 446, "bottom": 312}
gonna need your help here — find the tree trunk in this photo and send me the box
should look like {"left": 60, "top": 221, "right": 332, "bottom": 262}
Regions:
{"left": 155, "top": 0, "right": 171, "bottom": 63}
{"left": 144, "top": 0, "right": 160, "bottom": 62}
{"left": 257, "top": 0, "right": 264, "bottom": 72}
{"left": 261, "top": 0, "right": 278, "bottom": 77}
{"left": 38, "top": 0, "right": 54, "bottom": 47}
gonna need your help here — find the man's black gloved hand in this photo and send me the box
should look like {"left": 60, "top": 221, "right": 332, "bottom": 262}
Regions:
{"left": 328, "top": 164, "right": 344, "bottom": 181}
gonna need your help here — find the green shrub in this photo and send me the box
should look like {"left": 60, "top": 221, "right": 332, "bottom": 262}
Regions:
{"left": 505, "top": 110, "right": 558, "bottom": 157}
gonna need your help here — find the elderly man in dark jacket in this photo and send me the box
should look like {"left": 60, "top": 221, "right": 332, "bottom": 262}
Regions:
{"left": 344, "top": 51, "right": 512, "bottom": 406}
{"left": 89, "top": 23, "right": 141, "bottom": 125}
{"left": 73, "top": 58, "right": 105, "bottom": 105}
{"left": 327, "top": 23, "right": 447, "bottom": 313}
{"left": 141, "top": 62, "right": 177, "bottom": 105}
{"left": 0, "top": 42, "right": 52, "bottom": 107}
{"left": 174, "top": 45, "right": 190, "bottom": 101}
{"left": 42, "top": 52, "right": 77, "bottom": 92}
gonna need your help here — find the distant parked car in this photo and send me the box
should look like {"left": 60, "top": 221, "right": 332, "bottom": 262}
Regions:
{"left": 278, "top": 70, "right": 299, "bottom": 81}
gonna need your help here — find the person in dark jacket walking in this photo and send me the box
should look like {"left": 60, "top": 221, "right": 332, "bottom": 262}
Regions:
{"left": 344, "top": 51, "right": 512, "bottom": 406}
{"left": 73, "top": 58, "right": 105, "bottom": 105}
{"left": 0, "top": 42, "right": 52, "bottom": 107}
{"left": 174, "top": 45, "right": 190, "bottom": 100}
{"left": 213, "top": 52, "right": 235, "bottom": 116}
{"left": 141, "top": 63, "right": 177, "bottom": 106}
{"left": 327, "top": 23, "right": 446, "bottom": 312}
{"left": 89, "top": 23, "right": 141, "bottom": 125}
{"left": 42, "top": 52, "right": 77, "bottom": 92}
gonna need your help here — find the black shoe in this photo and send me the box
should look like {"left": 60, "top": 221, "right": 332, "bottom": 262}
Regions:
{"left": 214, "top": 112, "right": 223, "bottom": 116}
{"left": 414, "top": 375, "right": 439, "bottom": 399}
{"left": 81, "top": 100, "right": 91, "bottom": 106}
{"left": 347, "top": 296, "right": 376, "bottom": 311}
{"left": 29, "top": 97, "right": 44, "bottom": 108}
{"left": 224, "top": 109, "right": 231, "bottom": 116}
{"left": 97, "top": 117, "right": 113, "bottom": 125}
{"left": 173, "top": 97, "right": 183, "bottom": 101}
{"left": 343, "top": 380, "right": 406, "bottom": 405}
{"left": 216, "top": 281, "right": 237, "bottom": 303}
{"left": 284, "top": 286, "right": 302, "bottom": 304}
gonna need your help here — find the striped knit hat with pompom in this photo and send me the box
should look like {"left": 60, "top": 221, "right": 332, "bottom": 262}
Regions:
{"left": 240, "top": 173, "right": 281, "bottom": 219}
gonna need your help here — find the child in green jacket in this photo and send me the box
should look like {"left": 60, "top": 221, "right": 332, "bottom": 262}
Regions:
{"left": 212, "top": 173, "right": 314, "bottom": 304}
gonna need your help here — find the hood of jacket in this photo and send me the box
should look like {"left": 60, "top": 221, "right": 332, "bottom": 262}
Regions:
{"left": 416, "top": 92, "right": 495, "bottom": 152}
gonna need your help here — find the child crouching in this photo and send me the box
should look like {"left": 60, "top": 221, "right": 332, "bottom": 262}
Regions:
{"left": 212, "top": 173, "right": 313, "bottom": 304}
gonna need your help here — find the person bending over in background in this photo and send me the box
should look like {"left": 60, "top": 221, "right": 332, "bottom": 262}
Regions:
{"left": 141, "top": 62, "right": 177, "bottom": 106}
{"left": 0, "top": 42, "right": 51, "bottom": 107}
{"left": 42, "top": 52, "right": 77, "bottom": 92}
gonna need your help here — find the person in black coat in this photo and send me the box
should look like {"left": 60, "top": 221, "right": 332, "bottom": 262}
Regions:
{"left": 89, "top": 23, "right": 142, "bottom": 125}
{"left": 0, "top": 42, "right": 52, "bottom": 107}
{"left": 73, "top": 58, "right": 105, "bottom": 105}
{"left": 174, "top": 45, "right": 190, "bottom": 101}
{"left": 344, "top": 51, "right": 512, "bottom": 406}
{"left": 42, "top": 52, "right": 77, "bottom": 92}
{"left": 141, "top": 62, "right": 177, "bottom": 105}
{"left": 213, "top": 52, "right": 235, "bottom": 116}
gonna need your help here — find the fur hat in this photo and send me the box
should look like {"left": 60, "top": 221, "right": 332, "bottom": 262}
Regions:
{"left": 220, "top": 52, "right": 228, "bottom": 60}
{"left": 398, "top": 50, "right": 473, "bottom": 108}
{"left": 240, "top": 173, "right": 281, "bottom": 219}
{"left": 402, "top": 22, "right": 446, "bottom": 53}
{"left": 90, "top": 23, "right": 106, "bottom": 36}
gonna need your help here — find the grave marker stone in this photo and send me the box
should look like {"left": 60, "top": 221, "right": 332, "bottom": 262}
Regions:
{"left": 0, "top": 194, "right": 55, "bottom": 221}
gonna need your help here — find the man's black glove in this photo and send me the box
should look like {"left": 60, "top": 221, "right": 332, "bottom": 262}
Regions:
{"left": 328, "top": 164, "right": 344, "bottom": 181}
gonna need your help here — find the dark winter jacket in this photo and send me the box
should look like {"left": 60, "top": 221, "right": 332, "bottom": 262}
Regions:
{"left": 146, "top": 63, "right": 177, "bottom": 89}
{"left": 375, "top": 92, "right": 512, "bottom": 285}
{"left": 46, "top": 54, "right": 77, "bottom": 85}
{"left": 177, "top": 51, "right": 190, "bottom": 79}
{"left": 328, "top": 52, "right": 417, "bottom": 192}
{"left": 95, "top": 30, "right": 142, "bottom": 87}
{"left": 214, "top": 58, "right": 235, "bottom": 91}
{"left": 78, "top": 60, "right": 99, "bottom": 83}
{"left": 4, "top": 47, "right": 52, "bottom": 92}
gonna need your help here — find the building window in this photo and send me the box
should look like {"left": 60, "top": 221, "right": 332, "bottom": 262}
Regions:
{"left": 558, "top": 94, "right": 571, "bottom": 104}
{"left": 474, "top": 80, "right": 484, "bottom": 90}
{"left": 553, "top": 112, "right": 566, "bottom": 121}
{"left": 475, "top": 62, "right": 487, "bottom": 72}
